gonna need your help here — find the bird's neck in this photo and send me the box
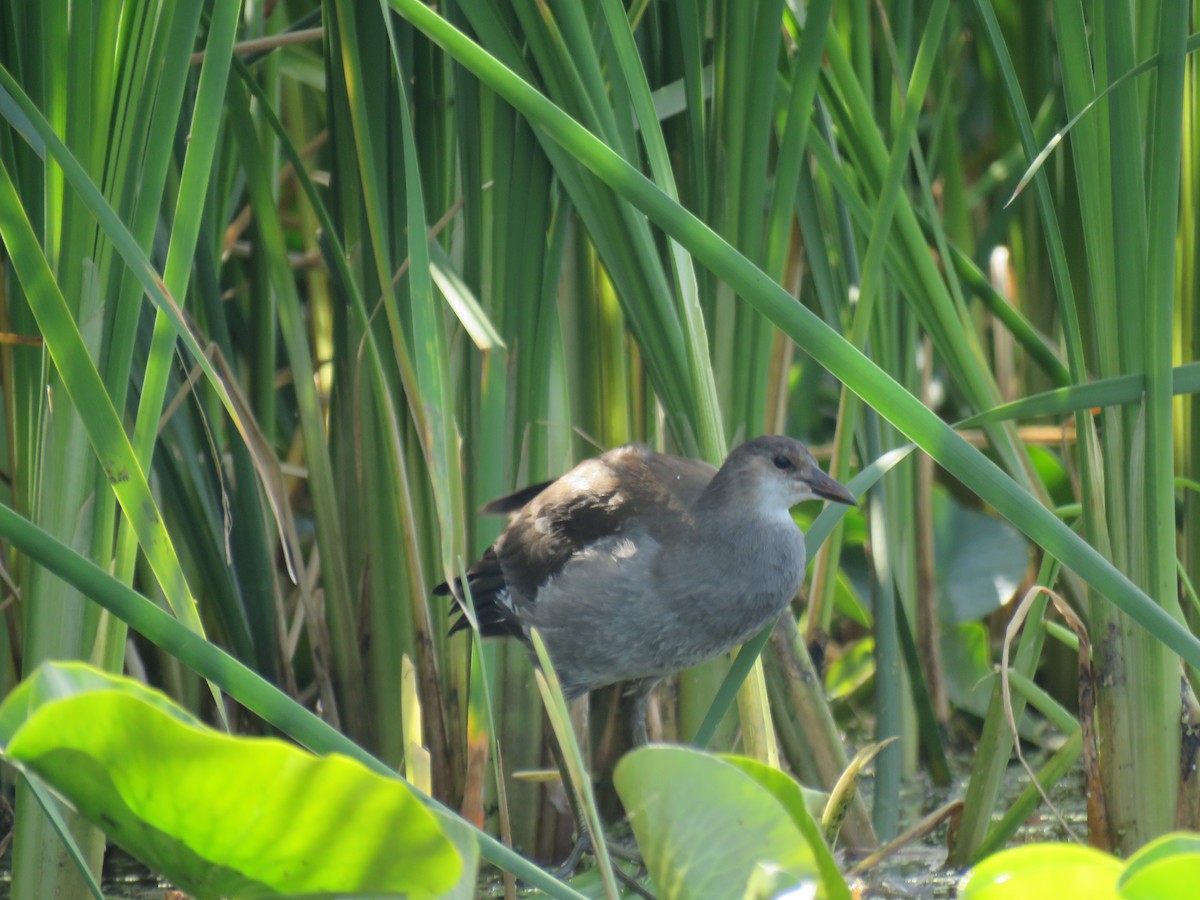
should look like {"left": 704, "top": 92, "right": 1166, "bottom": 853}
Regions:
{"left": 661, "top": 493, "right": 807, "bottom": 637}
{"left": 693, "top": 468, "right": 790, "bottom": 523}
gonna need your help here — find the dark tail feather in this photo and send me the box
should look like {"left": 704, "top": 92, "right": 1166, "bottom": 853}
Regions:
{"left": 436, "top": 548, "right": 524, "bottom": 639}
{"left": 437, "top": 481, "right": 550, "bottom": 637}
{"left": 481, "top": 479, "right": 554, "bottom": 515}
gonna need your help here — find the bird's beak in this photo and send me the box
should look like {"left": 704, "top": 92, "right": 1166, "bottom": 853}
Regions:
{"left": 806, "top": 469, "right": 857, "bottom": 506}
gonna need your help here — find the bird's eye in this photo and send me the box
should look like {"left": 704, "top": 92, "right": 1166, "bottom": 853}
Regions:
{"left": 773, "top": 454, "right": 793, "bottom": 470}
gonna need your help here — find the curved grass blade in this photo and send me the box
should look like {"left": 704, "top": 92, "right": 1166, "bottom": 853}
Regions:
{"left": 1009, "top": 30, "right": 1200, "bottom": 204}
{"left": 959, "top": 361, "right": 1200, "bottom": 428}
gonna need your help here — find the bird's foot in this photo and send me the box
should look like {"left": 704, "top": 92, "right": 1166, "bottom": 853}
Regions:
{"left": 550, "top": 830, "right": 643, "bottom": 879}
{"left": 549, "top": 833, "right": 591, "bottom": 880}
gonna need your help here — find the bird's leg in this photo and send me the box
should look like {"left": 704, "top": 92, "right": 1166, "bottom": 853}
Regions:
{"left": 624, "top": 678, "right": 661, "bottom": 746}
{"left": 553, "top": 678, "right": 660, "bottom": 876}
{"left": 544, "top": 709, "right": 597, "bottom": 864}
{"left": 544, "top": 699, "right": 639, "bottom": 874}
{"left": 544, "top": 692, "right": 648, "bottom": 878}
{"left": 545, "top": 724, "right": 640, "bottom": 879}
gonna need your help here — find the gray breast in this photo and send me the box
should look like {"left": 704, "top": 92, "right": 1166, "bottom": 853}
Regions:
{"left": 525, "top": 516, "right": 805, "bottom": 695}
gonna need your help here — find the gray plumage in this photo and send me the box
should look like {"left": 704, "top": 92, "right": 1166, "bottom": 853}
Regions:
{"left": 439, "top": 434, "right": 856, "bottom": 743}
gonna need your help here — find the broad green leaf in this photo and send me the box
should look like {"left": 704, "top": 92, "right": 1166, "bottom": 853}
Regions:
{"left": 832, "top": 569, "right": 872, "bottom": 629}
{"left": 825, "top": 637, "right": 875, "bottom": 700}
{"left": 958, "top": 844, "right": 1122, "bottom": 899}
{"left": 0, "top": 663, "right": 461, "bottom": 900}
{"left": 424, "top": 809, "right": 482, "bottom": 900}
{"left": 0, "top": 663, "right": 202, "bottom": 742}
{"left": 1026, "top": 446, "right": 1074, "bottom": 509}
{"left": 614, "top": 746, "right": 821, "bottom": 900}
{"left": 941, "top": 622, "right": 994, "bottom": 717}
{"left": 934, "top": 489, "right": 1029, "bottom": 625}
{"left": 719, "top": 755, "right": 848, "bottom": 900}
{"left": 1119, "top": 832, "right": 1200, "bottom": 899}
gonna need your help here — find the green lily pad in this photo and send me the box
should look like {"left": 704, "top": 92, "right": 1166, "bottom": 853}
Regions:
{"left": 1119, "top": 831, "right": 1200, "bottom": 899}
{"left": 0, "top": 662, "right": 462, "bottom": 899}
{"left": 934, "top": 487, "right": 1029, "bottom": 625}
{"left": 942, "top": 621, "right": 994, "bottom": 715}
{"left": 614, "top": 745, "right": 822, "bottom": 899}
{"left": 719, "top": 755, "right": 847, "bottom": 899}
{"left": 958, "top": 843, "right": 1122, "bottom": 899}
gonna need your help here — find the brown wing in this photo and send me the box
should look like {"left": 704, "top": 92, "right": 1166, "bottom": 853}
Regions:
{"left": 643, "top": 451, "right": 717, "bottom": 508}
{"left": 495, "top": 444, "right": 716, "bottom": 600}
{"left": 441, "top": 444, "right": 717, "bottom": 637}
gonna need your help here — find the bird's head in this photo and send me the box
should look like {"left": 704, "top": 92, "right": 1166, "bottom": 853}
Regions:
{"left": 710, "top": 435, "right": 857, "bottom": 516}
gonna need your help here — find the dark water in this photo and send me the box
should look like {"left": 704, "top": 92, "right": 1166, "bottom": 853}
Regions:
{"left": 103, "top": 850, "right": 176, "bottom": 899}
{"left": 852, "top": 756, "right": 1087, "bottom": 898}
{"left": 0, "top": 846, "right": 170, "bottom": 899}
